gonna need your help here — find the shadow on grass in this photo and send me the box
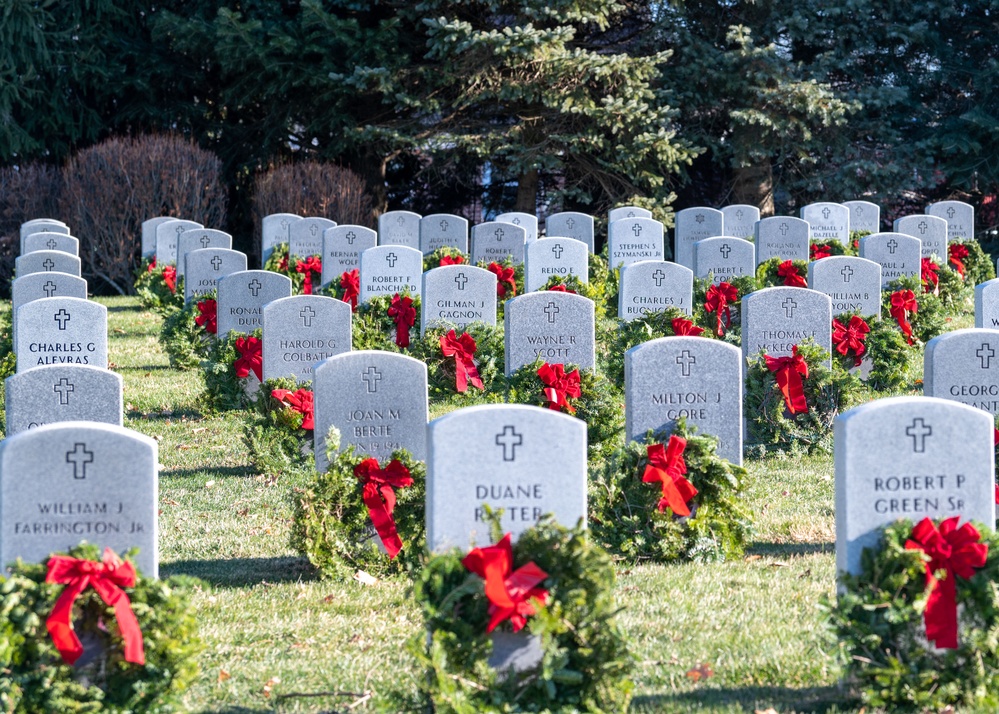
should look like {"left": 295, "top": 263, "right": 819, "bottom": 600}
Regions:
{"left": 162, "top": 555, "right": 317, "bottom": 587}
{"left": 160, "top": 466, "right": 256, "bottom": 479}
{"left": 746, "top": 542, "right": 834, "bottom": 557}
{"left": 632, "top": 684, "right": 855, "bottom": 713}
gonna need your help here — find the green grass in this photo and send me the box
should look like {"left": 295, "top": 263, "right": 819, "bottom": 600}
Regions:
{"left": 83, "top": 296, "right": 936, "bottom": 712}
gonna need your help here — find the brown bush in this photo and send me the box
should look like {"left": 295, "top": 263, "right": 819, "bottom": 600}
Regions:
{"left": 0, "top": 164, "right": 63, "bottom": 296}
{"left": 59, "top": 134, "right": 228, "bottom": 295}
{"left": 252, "top": 162, "right": 375, "bottom": 250}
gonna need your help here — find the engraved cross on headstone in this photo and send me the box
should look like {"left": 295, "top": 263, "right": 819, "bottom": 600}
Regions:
{"left": 54, "top": 377, "right": 75, "bottom": 405}
{"left": 918, "top": 220, "right": 928, "bottom": 235}
{"left": 676, "top": 350, "right": 696, "bottom": 377}
{"left": 280, "top": 218, "right": 290, "bottom": 233}
{"left": 782, "top": 297, "right": 797, "bottom": 319}
{"left": 248, "top": 279, "right": 262, "bottom": 296}
{"left": 512, "top": 217, "right": 521, "bottom": 225}
{"left": 947, "top": 207, "right": 956, "bottom": 219}
{"left": 906, "top": 418, "right": 932, "bottom": 453}
{"left": 440, "top": 219, "right": 449, "bottom": 232}
{"left": 42, "top": 259, "right": 55, "bottom": 271}
{"left": 544, "top": 301, "right": 559, "bottom": 324}
{"left": 887, "top": 238, "right": 898, "bottom": 254}
{"left": 346, "top": 231, "right": 356, "bottom": 245}
{"left": 978, "top": 343, "right": 995, "bottom": 369}
{"left": 175, "top": 224, "right": 185, "bottom": 236}
{"left": 43, "top": 280, "right": 57, "bottom": 297}
{"left": 779, "top": 222, "right": 789, "bottom": 237}
{"left": 300, "top": 306, "right": 316, "bottom": 327}
{"left": 632, "top": 223, "right": 643, "bottom": 237}
{"left": 200, "top": 234, "right": 211, "bottom": 248}
{"left": 652, "top": 269, "right": 666, "bottom": 287}
{"left": 495, "top": 425, "right": 523, "bottom": 462}
{"left": 66, "top": 443, "right": 93, "bottom": 480}
{"left": 386, "top": 252, "right": 398, "bottom": 268}
{"left": 46, "top": 238, "right": 57, "bottom": 250}
{"left": 821, "top": 207, "right": 831, "bottom": 220}
{"left": 720, "top": 243, "right": 732, "bottom": 259}
{"left": 211, "top": 255, "right": 222, "bottom": 271}
{"left": 736, "top": 209, "right": 744, "bottom": 220}
{"left": 309, "top": 223, "right": 319, "bottom": 237}
{"left": 840, "top": 265, "right": 854, "bottom": 282}
{"left": 54, "top": 308, "right": 71, "bottom": 330}
{"left": 454, "top": 272, "right": 468, "bottom": 291}
{"left": 551, "top": 243, "right": 563, "bottom": 259}
{"left": 494, "top": 227, "right": 505, "bottom": 240}
{"left": 361, "top": 366, "right": 382, "bottom": 393}
{"left": 566, "top": 218, "right": 575, "bottom": 229}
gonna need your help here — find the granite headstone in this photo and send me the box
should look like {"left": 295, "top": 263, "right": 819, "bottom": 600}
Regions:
{"left": 755, "top": 216, "right": 809, "bottom": 266}
{"left": 674, "top": 207, "right": 724, "bottom": 269}
{"left": 741, "top": 287, "right": 832, "bottom": 366}
{"left": 6, "top": 364, "right": 123, "bottom": 435}
{"left": 23, "top": 232, "right": 79, "bottom": 256}
{"left": 16, "top": 251, "right": 81, "bottom": 278}
{"left": 14, "top": 297, "right": 107, "bottom": 373}
{"left": 155, "top": 219, "right": 202, "bottom": 265}
{"left": 618, "top": 260, "right": 694, "bottom": 321}
{"left": 359, "top": 245, "right": 423, "bottom": 304}
{"left": 525, "top": 237, "right": 589, "bottom": 292}
{"left": 184, "top": 248, "right": 248, "bottom": 303}
{"left": 544, "top": 212, "right": 594, "bottom": 252}
{"left": 607, "top": 218, "right": 665, "bottom": 268}
{"left": 471, "top": 221, "right": 527, "bottom": 265}
{"left": 142, "top": 217, "right": 173, "bottom": 260}
{"left": 216, "top": 270, "right": 292, "bottom": 337}
{"left": 927, "top": 200, "right": 974, "bottom": 241}
{"left": 262, "top": 295, "right": 352, "bottom": 383}
{"left": 720, "top": 205, "right": 759, "bottom": 239}
{"left": 975, "top": 278, "right": 999, "bottom": 329}
{"left": 321, "top": 225, "right": 377, "bottom": 286}
{"left": 176, "top": 228, "right": 232, "bottom": 279}
{"left": 608, "top": 206, "right": 652, "bottom": 223}
{"left": 859, "top": 232, "right": 921, "bottom": 287}
{"left": 801, "top": 202, "right": 849, "bottom": 245}
{"left": 420, "top": 214, "right": 469, "bottom": 255}
{"left": 843, "top": 200, "right": 880, "bottom": 235}
{"left": 496, "top": 213, "right": 537, "bottom": 244}
{"left": 894, "top": 214, "right": 947, "bottom": 260}
{"left": 261, "top": 213, "right": 301, "bottom": 266}
{"left": 289, "top": 217, "right": 336, "bottom": 259}
{"left": 807, "top": 256, "right": 882, "bottom": 317}
{"left": 421, "top": 265, "right": 497, "bottom": 334}
{"left": 923, "top": 328, "right": 999, "bottom": 415}
{"left": 378, "top": 210, "right": 421, "bottom": 249}
{"left": 693, "top": 236, "right": 755, "bottom": 284}
{"left": 504, "top": 292, "right": 595, "bottom": 375}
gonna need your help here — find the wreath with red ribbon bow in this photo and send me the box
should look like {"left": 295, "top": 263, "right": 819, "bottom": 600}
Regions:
{"left": 160, "top": 289, "right": 219, "bottom": 370}
{"left": 200, "top": 328, "right": 264, "bottom": 412}
{"left": 827, "top": 518, "right": 999, "bottom": 711}
{"left": 134, "top": 257, "right": 185, "bottom": 313}
{"left": 410, "top": 324, "right": 505, "bottom": 406}
{"left": 244, "top": 376, "right": 317, "bottom": 478}
{"left": 411, "top": 517, "right": 633, "bottom": 712}
{"left": 0, "top": 543, "right": 201, "bottom": 712}
{"left": 609, "top": 305, "right": 715, "bottom": 387}
{"left": 351, "top": 291, "right": 423, "bottom": 352}
{"left": 291, "top": 446, "right": 426, "bottom": 579}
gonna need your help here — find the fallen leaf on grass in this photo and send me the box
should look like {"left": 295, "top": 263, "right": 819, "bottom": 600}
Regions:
{"left": 262, "top": 676, "right": 280, "bottom": 698}
{"left": 113, "top": 328, "right": 126, "bottom": 334}
{"left": 192, "top": 427, "right": 207, "bottom": 434}
{"left": 745, "top": 554, "right": 762, "bottom": 561}
{"left": 176, "top": 444, "right": 190, "bottom": 450}
{"left": 685, "top": 663, "right": 713, "bottom": 682}
{"left": 161, "top": 498, "right": 180, "bottom": 506}
{"left": 218, "top": 669, "right": 231, "bottom": 683}
{"left": 323, "top": 594, "right": 336, "bottom": 604}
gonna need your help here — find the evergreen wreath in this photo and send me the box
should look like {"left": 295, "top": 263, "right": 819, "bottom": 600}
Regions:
{"left": 883, "top": 275, "right": 947, "bottom": 345}
{"left": 409, "top": 516, "right": 633, "bottom": 713}
{"left": 756, "top": 256, "right": 809, "bottom": 288}
{"left": 423, "top": 246, "right": 469, "bottom": 272}
{"left": 480, "top": 259, "right": 523, "bottom": 323}
{"left": 408, "top": 324, "right": 505, "bottom": 408}
{"left": 325, "top": 268, "right": 359, "bottom": 311}
{"left": 505, "top": 358, "right": 624, "bottom": 463}
{"left": 849, "top": 229, "right": 872, "bottom": 249}
{"left": 809, "top": 239, "right": 855, "bottom": 260}
{"left": 351, "top": 292, "right": 421, "bottom": 352}
{"left": 692, "top": 275, "right": 757, "bottom": 345}
{"left": 245, "top": 377, "right": 315, "bottom": 478}
{"left": 744, "top": 338, "right": 860, "bottom": 455}
{"left": 159, "top": 292, "right": 217, "bottom": 370}
{"left": 200, "top": 329, "right": 262, "bottom": 412}
{"left": 607, "top": 306, "right": 707, "bottom": 388}
{"left": 824, "top": 519, "right": 999, "bottom": 712}
{"left": 290, "top": 444, "right": 426, "bottom": 580}
{"left": 589, "top": 419, "right": 751, "bottom": 563}
{"left": 830, "top": 311, "right": 916, "bottom": 392}
{"left": 134, "top": 259, "right": 183, "bottom": 313}
{"left": 0, "top": 544, "right": 201, "bottom": 714}
{"left": 949, "top": 239, "right": 995, "bottom": 287}
{"left": 540, "top": 273, "right": 608, "bottom": 322}
{"left": 921, "top": 255, "right": 968, "bottom": 312}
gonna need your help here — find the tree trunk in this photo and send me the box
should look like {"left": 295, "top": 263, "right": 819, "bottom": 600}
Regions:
{"left": 515, "top": 168, "right": 539, "bottom": 214}
{"left": 347, "top": 149, "right": 389, "bottom": 225}
{"left": 732, "top": 162, "right": 774, "bottom": 217}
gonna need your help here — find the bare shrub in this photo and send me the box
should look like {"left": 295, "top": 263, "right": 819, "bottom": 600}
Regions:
{"left": 0, "top": 164, "right": 63, "bottom": 296}
{"left": 59, "top": 134, "right": 228, "bottom": 295}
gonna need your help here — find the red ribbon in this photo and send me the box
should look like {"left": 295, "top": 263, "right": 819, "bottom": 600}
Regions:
{"left": 949, "top": 243, "right": 969, "bottom": 279}
{"left": 340, "top": 269, "right": 359, "bottom": 311}
{"left": 163, "top": 265, "right": 177, "bottom": 294}
{"left": 487, "top": 262, "right": 517, "bottom": 298}
{"left": 296, "top": 256, "right": 322, "bottom": 295}
{"left": 354, "top": 458, "right": 413, "bottom": 559}
{"left": 45, "top": 549, "right": 146, "bottom": 666}
{"left": 461, "top": 533, "right": 549, "bottom": 633}
{"left": 195, "top": 298, "right": 217, "bottom": 334}
{"left": 547, "top": 283, "right": 576, "bottom": 294}
{"left": 537, "top": 362, "right": 581, "bottom": 414}
{"left": 234, "top": 335, "right": 263, "bottom": 382}
{"left": 810, "top": 243, "right": 832, "bottom": 260}
{"left": 271, "top": 388, "right": 314, "bottom": 430}
{"left": 704, "top": 282, "right": 738, "bottom": 337}
{"left": 921, "top": 257, "right": 939, "bottom": 294}
{"left": 439, "top": 330, "right": 484, "bottom": 393}
{"left": 905, "top": 516, "right": 988, "bottom": 649}
{"left": 778, "top": 260, "right": 807, "bottom": 288}
{"left": 642, "top": 436, "right": 697, "bottom": 516}
{"left": 277, "top": 254, "right": 289, "bottom": 272}
{"left": 890, "top": 289, "right": 918, "bottom": 345}
{"left": 671, "top": 317, "right": 704, "bottom": 337}
{"left": 387, "top": 294, "right": 416, "bottom": 348}
{"left": 832, "top": 315, "right": 870, "bottom": 367}
{"left": 440, "top": 254, "right": 466, "bottom": 266}
{"left": 147, "top": 257, "right": 157, "bottom": 273}
{"left": 764, "top": 345, "right": 809, "bottom": 414}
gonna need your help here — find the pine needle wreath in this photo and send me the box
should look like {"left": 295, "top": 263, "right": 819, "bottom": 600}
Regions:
{"left": 159, "top": 291, "right": 217, "bottom": 370}
{"left": 809, "top": 239, "right": 855, "bottom": 260}
{"left": 351, "top": 291, "right": 421, "bottom": 352}
{"left": 290, "top": 445, "right": 426, "bottom": 580}
{"left": 408, "top": 324, "right": 505, "bottom": 408}
{"left": 692, "top": 275, "right": 757, "bottom": 345}
{"left": 922, "top": 255, "right": 970, "bottom": 312}
{"left": 480, "top": 258, "right": 524, "bottom": 323}
{"left": 607, "top": 306, "right": 704, "bottom": 387}
{"left": 744, "top": 339, "right": 861, "bottom": 455}
{"left": 824, "top": 519, "right": 999, "bottom": 711}
{"left": 540, "top": 273, "right": 608, "bottom": 322}
{"left": 883, "top": 276, "right": 948, "bottom": 344}
{"left": 200, "top": 329, "right": 261, "bottom": 412}
{"left": 133, "top": 259, "right": 184, "bottom": 314}
{"left": 0, "top": 543, "right": 202, "bottom": 714}
{"left": 830, "top": 311, "right": 916, "bottom": 392}
{"left": 950, "top": 239, "right": 995, "bottom": 287}
{"left": 505, "top": 358, "right": 624, "bottom": 463}
{"left": 409, "top": 516, "right": 633, "bottom": 713}
{"left": 589, "top": 419, "right": 751, "bottom": 563}
{"left": 245, "top": 377, "right": 315, "bottom": 478}
{"left": 423, "top": 246, "right": 469, "bottom": 272}
{"left": 756, "top": 256, "right": 809, "bottom": 289}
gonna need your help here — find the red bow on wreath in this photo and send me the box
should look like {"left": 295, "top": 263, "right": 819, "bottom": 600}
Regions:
{"left": 810, "top": 243, "right": 832, "bottom": 261}
{"left": 778, "top": 260, "right": 807, "bottom": 288}
{"left": 387, "top": 294, "right": 416, "bottom": 348}
{"left": 440, "top": 254, "right": 466, "bottom": 267}
{"left": 764, "top": 346, "right": 809, "bottom": 415}
{"left": 340, "top": 269, "right": 359, "bottom": 311}
{"left": 296, "top": 256, "right": 322, "bottom": 295}
{"left": 671, "top": 317, "right": 704, "bottom": 337}
{"left": 354, "top": 458, "right": 414, "bottom": 559}
{"left": 921, "top": 257, "right": 939, "bottom": 294}
{"left": 147, "top": 257, "right": 157, "bottom": 273}
{"left": 905, "top": 516, "right": 988, "bottom": 649}
{"left": 234, "top": 335, "right": 263, "bottom": 382}
{"left": 889, "top": 289, "right": 918, "bottom": 345}
{"left": 547, "top": 283, "right": 576, "bottom": 294}
{"left": 162, "top": 265, "right": 177, "bottom": 294}
{"left": 704, "top": 282, "right": 738, "bottom": 337}
{"left": 461, "top": 533, "right": 549, "bottom": 633}
{"left": 271, "top": 388, "right": 314, "bottom": 429}
{"left": 439, "top": 330, "right": 483, "bottom": 393}
{"left": 45, "top": 549, "right": 146, "bottom": 666}
{"left": 537, "top": 362, "right": 581, "bottom": 414}
{"left": 949, "top": 243, "right": 969, "bottom": 279}
{"left": 832, "top": 315, "right": 870, "bottom": 367}
{"left": 643, "top": 436, "right": 697, "bottom": 517}
{"left": 487, "top": 262, "right": 517, "bottom": 298}
{"left": 195, "top": 298, "right": 217, "bottom": 334}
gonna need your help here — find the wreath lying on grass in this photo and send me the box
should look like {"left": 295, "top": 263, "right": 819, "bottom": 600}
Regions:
{"left": 351, "top": 292, "right": 421, "bottom": 352}
{"left": 134, "top": 259, "right": 183, "bottom": 313}
{"left": 589, "top": 419, "right": 751, "bottom": 563}
{"left": 159, "top": 292, "right": 217, "bottom": 369}
{"left": 290, "top": 444, "right": 426, "bottom": 580}
{"left": 409, "top": 516, "right": 633, "bottom": 713}
{"left": 921, "top": 255, "right": 968, "bottom": 311}
{"left": 200, "top": 329, "right": 262, "bottom": 412}
{"left": 505, "top": 358, "right": 624, "bottom": 462}
{"left": 244, "top": 377, "right": 315, "bottom": 478}
{"left": 745, "top": 339, "right": 860, "bottom": 455}
{"left": 608, "top": 308, "right": 708, "bottom": 387}
{"left": 829, "top": 311, "right": 916, "bottom": 392}
{"left": 825, "top": 518, "right": 999, "bottom": 712}
{"left": 0, "top": 544, "right": 201, "bottom": 714}
{"left": 408, "top": 324, "right": 505, "bottom": 408}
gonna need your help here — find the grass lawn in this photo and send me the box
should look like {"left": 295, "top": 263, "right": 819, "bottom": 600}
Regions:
{"left": 81, "top": 294, "right": 966, "bottom": 712}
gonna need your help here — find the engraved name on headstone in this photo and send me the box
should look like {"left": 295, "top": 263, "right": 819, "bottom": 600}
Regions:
{"left": 184, "top": 248, "right": 248, "bottom": 303}
{"left": 359, "top": 245, "right": 423, "bottom": 304}
{"left": 801, "top": 202, "right": 849, "bottom": 245}
{"left": 262, "top": 295, "right": 352, "bottom": 383}
{"left": 472, "top": 221, "right": 527, "bottom": 265}
{"left": 607, "top": 218, "right": 665, "bottom": 269}
{"left": 741, "top": 287, "right": 832, "bottom": 366}
{"left": 859, "top": 232, "right": 921, "bottom": 287}
{"left": 504, "top": 292, "right": 595, "bottom": 375}
{"left": 894, "top": 214, "right": 947, "bottom": 260}
{"left": 289, "top": 217, "right": 336, "bottom": 259}
{"left": 420, "top": 214, "right": 469, "bottom": 255}
{"left": 618, "top": 261, "right": 693, "bottom": 321}
{"left": 694, "top": 236, "right": 755, "bottom": 284}
{"left": 807, "top": 256, "right": 881, "bottom": 317}
{"left": 378, "top": 210, "right": 421, "bottom": 249}
{"left": 421, "top": 265, "right": 497, "bottom": 335}
{"left": 216, "top": 270, "right": 293, "bottom": 337}
{"left": 755, "top": 216, "right": 809, "bottom": 266}
{"left": 321, "top": 225, "right": 377, "bottom": 286}
{"left": 525, "top": 237, "right": 588, "bottom": 292}
{"left": 927, "top": 200, "right": 974, "bottom": 241}
{"left": 923, "top": 328, "right": 999, "bottom": 415}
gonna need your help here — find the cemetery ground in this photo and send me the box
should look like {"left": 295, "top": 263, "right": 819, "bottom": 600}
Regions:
{"left": 38, "top": 295, "right": 966, "bottom": 714}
